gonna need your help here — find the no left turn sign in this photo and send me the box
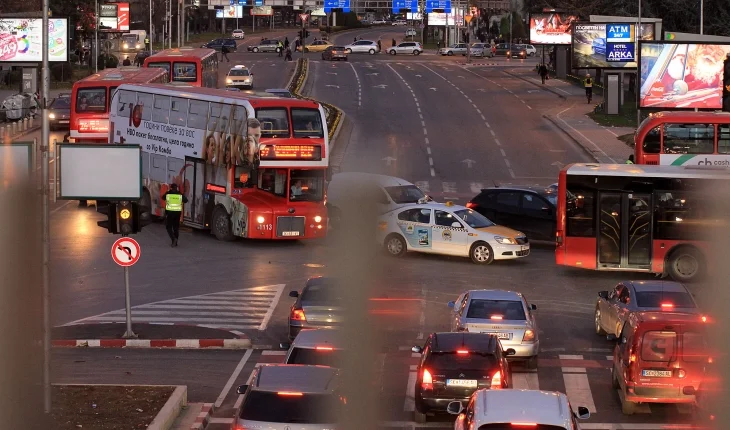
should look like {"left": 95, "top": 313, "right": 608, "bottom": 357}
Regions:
{"left": 112, "top": 237, "right": 141, "bottom": 267}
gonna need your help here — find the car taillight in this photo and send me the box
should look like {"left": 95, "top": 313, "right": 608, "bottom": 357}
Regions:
{"left": 490, "top": 315, "right": 503, "bottom": 320}
{"left": 677, "top": 369, "right": 686, "bottom": 378}
{"left": 290, "top": 307, "right": 306, "bottom": 321}
{"left": 660, "top": 303, "right": 674, "bottom": 309}
{"left": 522, "top": 329, "right": 535, "bottom": 342}
{"left": 456, "top": 349, "right": 469, "bottom": 355}
{"left": 277, "top": 391, "right": 303, "bottom": 396}
{"left": 510, "top": 424, "right": 537, "bottom": 428}
{"left": 490, "top": 370, "right": 502, "bottom": 389}
{"left": 421, "top": 369, "right": 433, "bottom": 390}
{"left": 316, "top": 346, "right": 333, "bottom": 351}
{"left": 466, "top": 202, "right": 476, "bottom": 209}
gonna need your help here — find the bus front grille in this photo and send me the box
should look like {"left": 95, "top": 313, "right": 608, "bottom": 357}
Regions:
{"left": 276, "top": 216, "right": 306, "bottom": 237}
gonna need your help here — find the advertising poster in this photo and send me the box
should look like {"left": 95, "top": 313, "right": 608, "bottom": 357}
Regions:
{"left": 529, "top": 13, "right": 578, "bottom": 45}
{"left": 251, "top": 5, "right": 273, "bottom": 16}
{"left": 640, "top": 42, "right": 730, "bottom": 109}
{"left": 573, "top": 23, "right": 654, "bottom": 68}
{"left": 216, "top": 5, "right": 243, "bottom": 18}
{"left": 0, "top": 18, "right": 69, "bottom": 62}
{"left": 428, "top": 11, "right": 464, "bottom": 26}
{"left": 118, "top": 3, "right": 130, "bottom": 31}
{"left": 100, "top": 4, "right": 118, "bottom": 17}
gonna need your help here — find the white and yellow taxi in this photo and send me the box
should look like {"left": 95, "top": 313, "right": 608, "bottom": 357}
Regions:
{"left": 377, "top": 202, "right": 530, "bottom": 264}
{"left": 225, "top": 65, "right": 254, "bottom": 89}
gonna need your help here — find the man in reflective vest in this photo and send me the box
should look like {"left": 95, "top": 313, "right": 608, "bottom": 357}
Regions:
{"left": 162, "top": 183, "right": 187, "bottom": 247}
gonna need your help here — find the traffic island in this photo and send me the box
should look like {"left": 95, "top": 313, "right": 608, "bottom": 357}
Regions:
{"left": 51, "top": 323, "right": 251, "bottom": 349}
{"left": 52, "top": 384, "right": 186, "bottom": 430}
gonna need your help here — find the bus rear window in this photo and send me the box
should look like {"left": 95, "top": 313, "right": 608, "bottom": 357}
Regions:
{"left": 292, "top": 108, "right": 324, "bottom": 138}
{"left": 641, "top": 331, "right": 677, "bottom": 362}
{"left": 173, "top": 62, "right": 197, "bottom": 81}
{"left": 256, "top": 108, "right": 289, "bottom": 138}
{"left": 663, "top": 124, "right": 714, "bottom": 154}
{"left": 76, "top": 88, "right": 107, "bottom": 113}
{"left": 239, "top": 391, "right": 341, "bottom": 423}
{"left": 147, "top": 62, "right": 171, "bottom": 76}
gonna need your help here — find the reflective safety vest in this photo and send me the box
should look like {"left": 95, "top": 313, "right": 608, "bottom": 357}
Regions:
{"left": 165, "top": 193, "right": 183, "bottom": 211}
{"left": 584, "top": 78, "right": 593, "bottom": 88}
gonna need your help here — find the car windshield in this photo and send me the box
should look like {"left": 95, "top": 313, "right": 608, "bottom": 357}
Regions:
{"left": 466, "top": 299, "right": 526, "bottom": 320}
{"left": 51, "top": 97, "right": 71, "bottom": 109}
{"left": 454, "top": 209, "right": 495, "bottom": 229}
{"left": 122, "top": 35, "right": 137, "bottom": 43}
{"left": 427, "top": 352, "right": 498, "bottom": 370}
{"left": 635, "top": 291, "right": 696, "bottom": 308}
{"left": 229, "top": 69, "right": 250, "bottom": 76}
{"left": 385, "top": 185, "right": 426, "bottom": 204}
{"left": 239, "top": 391, "right": 341, "bottom": 423}
{"left": 287, "top": 347, "right": 344, "bottom": 367}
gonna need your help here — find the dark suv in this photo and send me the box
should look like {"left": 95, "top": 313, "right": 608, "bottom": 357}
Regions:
{"left": 467, "top": 186, "right": 557, "bottom": 241}
{"left": 411, "top": 332, "right": 514, "bottom": 423}
{"left": 201, "top": 38, "right": 237, "bottom": 52}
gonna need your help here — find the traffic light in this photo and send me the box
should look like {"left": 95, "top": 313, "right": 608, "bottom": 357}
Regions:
{"left": 96, "top": 202, "right": 118, "bottom": 234}
{"left": 722, "top": 56, "right": 730, "bottom": 112}
{"left": 116, "top": 201, "right": 140, "bottom": 235}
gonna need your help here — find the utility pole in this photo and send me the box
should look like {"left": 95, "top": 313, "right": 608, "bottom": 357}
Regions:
{"left": 95, "top": 0, "right": 99, "bottom": 72}
{"left": 41, "top": 0, "right": 52, "bottom": 415}
{"left": 636, "top": 0, "right": 641, "bottom": 127}
{"left": 149, "top": 0, "right": 153, "bottom": 52}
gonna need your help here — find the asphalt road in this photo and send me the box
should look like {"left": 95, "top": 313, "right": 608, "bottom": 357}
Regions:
{"left": 45, "top": 26, "right": 707, "bottom": 430}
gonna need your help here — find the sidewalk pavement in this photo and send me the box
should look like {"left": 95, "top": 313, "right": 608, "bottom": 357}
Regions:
{"left": 506, "top": 68, "right": 634, "bottom": 164}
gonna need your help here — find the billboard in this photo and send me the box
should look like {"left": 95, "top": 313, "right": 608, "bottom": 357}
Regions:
{"left": 216, "top": 5, "right": 243, "bottom": 18}
{"left": 529, "top": 13, "right": 578, "bottom": 45}
{"left": 251, "top": 5, "right": 273, "bottom": 15}
{"left": 100, "top": 4, "right": 118, "bottom": 17}
{"left": 572, "top": 23, "right": 654, "bottom": 69}
{"left": 118, "top": 3, "right": 130, "bottom": 31}
{"left": 0, "top": 18, "right": 69, "bottom": 62}
{"left": 428, "top": 11, "right": 463, "bottom": 26}
{"left": 639, "top": 42, "right": 730, "bottom": 109}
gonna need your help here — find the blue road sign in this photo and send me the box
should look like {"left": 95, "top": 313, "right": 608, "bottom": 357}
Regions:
{"left": 410, "top": 0, "right": 418, "bottom": 13}
{"left": 392, "top": 0, "right": 407, "bottom": 13}
{"left": 254, "top": 0, "right": 263, "bottom": 5}
{"left": 230, "top": 0, "right": 235, "bottom": 5}
{"left": 324, "top": 0, "right": 350, "bottom": 13}
{"left": 425, "top": 0, "right": 451, "bottom": 13}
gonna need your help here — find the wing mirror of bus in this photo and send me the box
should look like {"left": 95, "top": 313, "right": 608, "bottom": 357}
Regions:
{"left": 576, "top": 406, "right": 590, "bottom": 419}
{"left": 236, "top": 384, "right": 248, "bottom": 395}
{"left": 598, "top": 291, "right": 609, "bottom": 299}
{"left": 289, "top": 291, "right": 299, "bottom": 298}
{"left": 682, "top": 386, "right": 696, "bottom": 395}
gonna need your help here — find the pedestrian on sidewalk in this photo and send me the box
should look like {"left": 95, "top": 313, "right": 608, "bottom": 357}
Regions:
{"left": 584, "top": 74, "right": 593, "bottom": 103}
{"left": 391, "top": 38, "right": 396, "bottom": 47}
{"left": 377, "top": 39, "right": 382, "bottom": 52}
{"left": 163, "top": 183, "right": 187, "bottom": 247}
{"left": 221, "top": 44, "right": 230, "bottom": 62}
{"left": 284, "top": 37, "right": 290, "bottom": 49}
{"left": 538, "top": 63, "right": 548, "bottom": 84}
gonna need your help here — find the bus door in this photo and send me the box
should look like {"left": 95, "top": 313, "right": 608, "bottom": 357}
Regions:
{"left": 597, "top": 192, "right": 652, "bottom": 269}
{"left": 183, "top": 157, "right": 206, "bottom": 228}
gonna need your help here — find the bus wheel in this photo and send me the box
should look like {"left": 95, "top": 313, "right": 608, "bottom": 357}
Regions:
{"left": 212, "top": 207, "right": 235, "bottom": 242}
{"left": 667, "top": 247, "right": 704, "bottom": 282}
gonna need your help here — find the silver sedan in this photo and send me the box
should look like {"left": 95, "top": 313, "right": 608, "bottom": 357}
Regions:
{"left": 595, "top": 280, "right": 701, "bottom": 338}
{"left": 449, "top": 289, "right": 539, "bottom": 369}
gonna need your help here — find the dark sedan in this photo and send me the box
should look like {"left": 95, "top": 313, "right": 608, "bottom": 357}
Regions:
{"left": 47, "top": 93, "right": 71, "bottom": 130}
{"left": 322, "top": 46, "right": 348, "bottom": 61}
{"left": 201, "top": 38, "right": 237, "bottom": 52}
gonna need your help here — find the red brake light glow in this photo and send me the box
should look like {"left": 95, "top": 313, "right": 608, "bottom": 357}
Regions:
{"left": 490, "top": 370, "right": 502, "bottom": 389}
{"left": 701, "top": 316, "right": 708, "bottom": 322}
{"left": 490, "top": 315, "right": 503, "bottom": 320}
{"left": 277, "top": 391, "right": 303, "bottom": 396}
{"left": 466, "top": 202, "right": 476, "bottom": 208}
{"left": 421, "top": 369, "right": 433, "bottom": 390}
{"left": 290, "top": 308, "right": 306, "bottom": 321}
{"left": 661, "top": 303, "right": 674, "bottom": 308}
{"left": 511, "top": 424, "right": 537, "bottom": 427}
{"left": 456, "top": 349, "right": 469, "bottom": 355}
{"left": 316, "top": 346, "right": 333, "bottom": 351}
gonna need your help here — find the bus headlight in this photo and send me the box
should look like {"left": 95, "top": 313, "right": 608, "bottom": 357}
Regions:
{"left": 314, "top": 215, "right": 322, "bottom": 223}
{"left": 257, "top": 216, "right": 265, "bottom": 223}
{"left": 123, "top": 43, "right": 128, "bottom": 49}
{"left": 227, "top": 79, "right": 233, "bottom": 84}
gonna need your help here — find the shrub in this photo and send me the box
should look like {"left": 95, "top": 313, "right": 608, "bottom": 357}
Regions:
{"left": 50, "top": 62, "right": 73, "bottom": 81}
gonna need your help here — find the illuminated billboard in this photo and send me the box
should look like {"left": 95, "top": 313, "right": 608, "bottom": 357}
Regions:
{"left": 428, "top": 11, "right": 463, "bottom": 26}
{"left": 572, "top": 23, "right": 655, "bottom": 69}
{"left": 639, "top": 42, "right": 730, "bottom": 109}
{"left": 0, "top": 18, "right": 69, "bottom": 62}
{"left": 216, "top": 5, "right": 243, "bottom": 18}
{"left": 529, "top": 13, "right": 578, "bottom": 45}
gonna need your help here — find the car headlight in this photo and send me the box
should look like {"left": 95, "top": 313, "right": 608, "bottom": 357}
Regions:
{"left": 244, "top": 78, "right": 250, "bottom": 82}
{"left": 494, "top": 236, "right": 517, "bottom": 245}
{"left": 506, "top": 51, "right": 510, "bottom": 55}
{"left": 48, "top": 113, "right": 55, "bottom": 119}
{"left": 226, "top": 79, "right": 233, "bottom": 84}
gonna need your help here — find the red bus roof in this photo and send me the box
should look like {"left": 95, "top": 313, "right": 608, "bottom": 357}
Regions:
{"left": 74, "top": 67, "right": 168, "bottom": 86}
{"left": 145, "top": 47, "right": 217, "bottom": 63}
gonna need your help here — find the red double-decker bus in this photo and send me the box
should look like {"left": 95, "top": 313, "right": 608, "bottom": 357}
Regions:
{"left": 143, "top": 47, "right": 219, "bottom": 88}
{"left": 108, "top": 83, "right": 329, "bottom": 240}
{"left": 70, "top": 67, "right": 168, "bottom": 142}
{"left": 555, "top": 163, "right": 730, "bottom": 282}
{"left": 634, "top": 111, "right": 730, "bottom": 166}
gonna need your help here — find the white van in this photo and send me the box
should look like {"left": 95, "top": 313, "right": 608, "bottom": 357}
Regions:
{"left": 326, "top": 172, "right": 431, "bottom": 227}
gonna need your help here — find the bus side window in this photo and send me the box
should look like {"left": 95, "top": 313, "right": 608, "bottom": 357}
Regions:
{"left": 719, "top": 125, "right": 730, "bottom": 154}
{"left": 642, "top": 126, "right": 660, "bottom": 154}
{"left": 566, "top": 188, "right": 594, "bottom": 237}
{"left": 663, "top": 124, "right": 714, "bottom": 154}
{"left": 170, "top": 97, "right": 188, "bottom": 126}
{"left": 117, "top": 90, "right": 137, "bottom": 118}
{"left": 187, "top": 100, "right": 210, "bottom": 130}
{"left": 153, "top": 95, "right": 171, "bottom": 124}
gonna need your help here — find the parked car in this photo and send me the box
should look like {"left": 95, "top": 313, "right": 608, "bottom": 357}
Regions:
{"left": 494, "top": 43, "right": 511, "bottom": 56}
{"left": 200, "top": 38, "right": 237, "bottom": 52}
{"left": 281, "top": 328, "right": 345, "bottom": 366}
{"left": 47, "top": 93, "right": 71, "bottom": 130}
{"left": 372, "top": 19, "right": 387, "bottom": 24}
{"left": 438, "top": 43, "right": 468, "bottom": 56}
{"left": 247, "top": 39, "right": 281, "bottom": 53}
{"left": 405, "top": 28, "right": 417, "bottom": 37}
{"left": 231, "top": 29, "right": 245, "bottom": 39}
{"left": 469, "top": 43, "right": 493, "bottom": 57}
{"left": 322, "top": 45, "right": 348, "bottom": 61}
{"left": 388, "top": 41, "right": 423, "bottom": 55}
{"left": 522, "top": 44, "right": 537, "bottom": 56}
{"left": 392, "top": 20, "right": 407, "bottom": 26}
{"left": 344, "top": 40, "right": 380, "bottom": 55}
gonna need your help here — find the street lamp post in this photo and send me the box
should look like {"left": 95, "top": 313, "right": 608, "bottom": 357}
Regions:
{"left": 700, "top": 0, "right": 704, "bottom": 34}
{"left": 95, "top": 0, "right": 99, "bottom": 72}
{"left": 149, "top": 0, "right": 153, "bottom": 52}
{"left": 637, "top": 0, "right": 641, "bottom": 127}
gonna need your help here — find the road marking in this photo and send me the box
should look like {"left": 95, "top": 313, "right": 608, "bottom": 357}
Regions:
{"left": 500, "top": 148, "right": 506, "bottom": 157}
{"left": 258, "top": 284, "right": 286, "bottom": 330}
{"left": 559, "top": 354, "right": 584, "bottom": 360}
{"left": 210, "top": 417, "right": 234, "bottom": 424}
{"left": 215, "top": 348, "right": 253, "bottom": 408}
{"left": 508, "top": 168, "right": 515, "bottom": 178}
{"left": 562, "top": 367, "right": 587, "bottom": 373}
{"left": 480, "top": 114, "right": 486, "bottom": 121}
{"left": 415, "top": 181, "right": 430, "bottom": 193}
{"left": 556, "top": 105, "right": 615, "bottom": 162}
{"left": 428, "top": 157, "right": 433, "bottom": 166}
{"left": 504, "top": 159, "right": 511, "bottom": 168}
{"left": 50, "top": 200, "right": 73, "bottom": 215}
{"left": 421, "top": 120, "right": 426, "bottom": 127}
{"left": 404, "top": 370, "right": 417, "bottom": 412}
{"left": 489, "top": 130, "right": 495, "bottom": 136}
{"left": 469, "top": 182, "right": 484, "bottom": 193}
{"left": 485, "top": 122, "right": 491, "bottom": 128}
{"left": 442, "top": 182, "right": 457, "bottom": 193}
{"left": 563, "top": 373, "right": 597, "bottom": 413}
{"left": 512, "top": 372, "right": 539, "bottom": 390}
{"left": 494, "top": 139, "right": 501, "bottom": 146}
{"left": 430, "top": 168, "right": 435, "bottom": 177}
{"left": 348, "top": 62, "right": 362, "bottom": 107}
{"left": 261, "top": 350, "right": 286, "bottom": 355}
{"left": 424, "top": 137, "right": 429, "bottom": 145}
{"left": 527, "top": 105, "right": 533, "bottom": 109}
{"left": 476, "top": 108, "right": 481, "bottom": 114}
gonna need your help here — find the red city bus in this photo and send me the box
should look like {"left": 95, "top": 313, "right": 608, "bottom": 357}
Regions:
{"left": 143, "top": 47, "right": 219, "bottom": 88}
{"left": 70, "top": 67, "right": 168, "bottom": 142}
{"left": 555, "top": 163, "right": 730, "bottom": 282}
{"left": 108, "top": 83, "right": 329, "bottom": 240}
{"left": 634, "top": 111, "right": 730, "bottom": 166}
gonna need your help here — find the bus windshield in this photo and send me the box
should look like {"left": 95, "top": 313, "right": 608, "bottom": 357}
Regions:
{"left": 292, "top": 108, "right": 324, "bottom": 138}
{"left": 289, "top": 169, "right": 325, "bottom": 202}
{"left": 256, "top": 108, "right": 290, "bottom": 138}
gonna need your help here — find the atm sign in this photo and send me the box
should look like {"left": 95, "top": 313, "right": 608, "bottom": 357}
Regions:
{"left": 260, "top": 145, "right": 322, "bottom": 160}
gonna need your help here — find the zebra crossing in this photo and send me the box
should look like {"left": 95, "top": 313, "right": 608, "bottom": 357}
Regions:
{"left": 61, "top": 284, "right": 286, "bottom": 332}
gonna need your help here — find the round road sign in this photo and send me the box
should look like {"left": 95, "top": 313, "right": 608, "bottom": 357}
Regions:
{"left": 419, "top": 23, "right": 425, "bottom": 29}
{"left": 111, "top": 237, "right": 141, "bottom": 267}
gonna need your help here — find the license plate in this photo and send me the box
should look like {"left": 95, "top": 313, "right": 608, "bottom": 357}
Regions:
{"left": 282, "top": 231, "right": 300, "bottom": 237}
{"left": 642, "top": 370, "right": 672, "bottom": 377}
{"left": 446, "top": 379, "right": 478, "bottom": 388}
{"left": 59, "top": 120, "right": 69, "bottom": 124}
{"left": 482, "top": 332, "right": 511, "bottom": 340}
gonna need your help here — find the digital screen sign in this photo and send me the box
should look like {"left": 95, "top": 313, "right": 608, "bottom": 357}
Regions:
{"left": 260, "top": 145, "right": 322, "bottom": 161}
{"left": 639, "top": 42, "right": 730, "bottom": 109}
{"left": 216, "top": 5, "right": 243, "bottom": 18}
{"left": 572, "top": 23, "right": 654, "bottom": 69}
{"left": 529, "top": 13, "right": 578, "bottom": 45}
{"left": 0, "top": 18, "right": 69, "bottom": 62}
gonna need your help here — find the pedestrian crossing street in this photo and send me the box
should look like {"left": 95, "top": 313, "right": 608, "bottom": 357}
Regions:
{"left": 206, "top": 349, "right": 693, "bottom": 430}
{"left": 61, "top": 284, "right": 286, "bottom": 332}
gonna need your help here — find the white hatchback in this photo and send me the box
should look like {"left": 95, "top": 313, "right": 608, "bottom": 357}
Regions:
{"left": 344, "top": 40, "right": 380, "bottom": 54}
{"left": 388, "top": 41, "right": 423, "bottom": 55}
{"left": 231, "top": 29, "right": 244, "bottom": 39}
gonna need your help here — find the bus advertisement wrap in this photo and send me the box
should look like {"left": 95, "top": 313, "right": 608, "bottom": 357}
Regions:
{"left": 572, "top": 23, "right": 654, "bottom": 69}
{"left": 0, "top": 18, "right": 69, "bottom": 62}
{"left": 529, "top": 13, "right": 578, "bottom": 45}
{"left": 640, "top": 42, "right": 730, "bottom": 109}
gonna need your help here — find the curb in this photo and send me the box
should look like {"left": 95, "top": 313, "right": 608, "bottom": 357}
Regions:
{"left": 190, "top": 403, "right": 215, "bottom": 430}
{"left": 149, "top": 385, "right": 188, "bottom": 430}
{"left": 51, "top": 338, "right": 252, "bottom": 349}
{"left": 503, "top": 70, "right": 567, "bottom": 100}
{"left": 0, "top": 124, "right": 41, "bottom": 143}
{"left": 542, "top": 114, "right": 600, "bottom": 163}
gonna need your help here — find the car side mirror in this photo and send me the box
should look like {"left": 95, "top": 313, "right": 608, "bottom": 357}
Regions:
{"left": 236, "top": 384, "right": 248, "bottom": 395}
{"left": 411, "top": 346, "right": 423, "bottom": 354}
{"left": 451, "top": 222, "right": 462, "bottom": 228}
{"left": 576, "top": 406, "right": 590, "bottom": 419}
{"left": 279, "top": 342, "right": 291, "bottom": 350}
{"left": 289, "top": 291, "right": 299, "bottom": 298}
{"left": 598, "top": 291, "right": 609, "bottom": 299}
{"left": 448, "top": 301, "right": 455, "bottom": 308}
{"left": 682, "top": 386, "right": 696, "bottom": 395}
{"left": 446, "top": 401, "right": 464, "bottom": 415}
{"left": 505, "top": 348, "right": 516, "bottom": 356}
{"left": 606, "top": 334, "right": 617, "bottom": 341}
{"left": 530, "top": 304, "right": 537, "bottom": 310}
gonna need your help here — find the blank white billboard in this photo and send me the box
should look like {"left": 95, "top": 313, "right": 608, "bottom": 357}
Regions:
{"left": 58, "top": 145, "right": 142, "bottom": 200}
